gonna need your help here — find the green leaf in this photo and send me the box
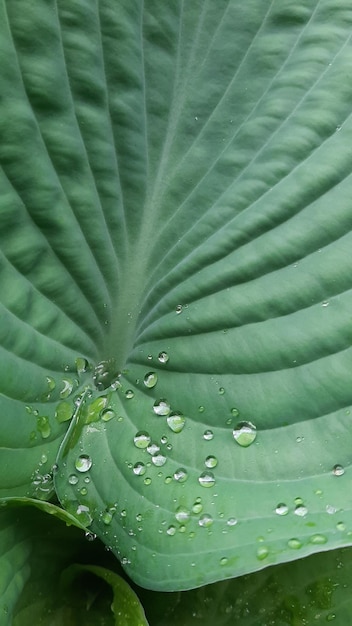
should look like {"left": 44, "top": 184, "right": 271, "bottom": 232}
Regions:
{"left": 2, "top": 0, "right": 352, "bottom": 593}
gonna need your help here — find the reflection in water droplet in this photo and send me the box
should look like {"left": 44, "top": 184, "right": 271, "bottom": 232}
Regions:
{"left": 125, "top": 389, "right": 134, "bottom": 399}
{"left": 144, "top": 372, "right": 158, "bottom": 388}
{"left": 152, "top": 453, "right": 166, "bottom": 467}
{"left": 203, "top": 430, "right": 214, "bottom": 441}
{"left": 153, "top": 399, "right": 171, "bottom": 416}
{"left": 199, "top": 514, "right": 213, "bottom": 527}
{"left": 68, "top": 474, "right": 79, "bottom": 485}
{"left": 333, "top": 464, "right": 345, "bottom": 476}
{"left": 158, "top": 351, "right": 169, "bottom": 364}
{"left": 198, "top": 471, "right": 215, "bottom": 488}
{"left": 75, "top": 454, "right": 92, "bottom": 473}
{"left": 288, "top": 538, "right": 302, "bottom": 549}
{"left": 133, "top": 462, "right": 146, "bottom": 476}
{"left": 175, "top": 506, "right": 191, "bottom": 523}
{"left": 174, "top": 468, "right": 188, "bottom": 482}
{"left": 233, "top": 421, "right": 257, "bottom": 447}
{"left": 167, "top": 412, "right": 186, "bottom": 433}
{"left": 275, "top": 503, "right": 289, "bottom": 516}
{"left": 256, "top": 546, "right": 269, "bottom": 560}
{"left": 205, "top": 455, "right": 218, "bottom": 469}
{"left": 134, "top": 431, "right": 151, "bottom": 449}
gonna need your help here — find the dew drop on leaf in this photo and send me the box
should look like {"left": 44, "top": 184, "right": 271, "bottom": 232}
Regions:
{"left": 133, "top": 431, "right": 151, "bottom": 449}
{"left": 167, "top": 412, "right": 186, "bottom": 433}
{"left": 275, "top": 503, "right": 289, "bottom": 516}
{"left": 294, "top": 504, "right": 308, "bottom": 517}
{"left": 55, "top": 401, "right": 73, "bottom": 423}
{"left": 198, "top": 471, "right": 215, "bottom": 488}
{"left": 167, "top": 525, "right": 176, "bottom": 535}
{"left": 75, "top": 454, "right": 92, "bottom": 473}
{"left": 198, "top": 514, "right": 213, "bottom": 528}
{"left": 101, "top": 408, "right": 115, "bottom": 422}
{"left": 220, "top": 557, "right": 228, "bottom": 566}
{"left": 227, "top": 517, "right": 238, "bottom": 527}
{"left": 203, "top": 430, "right": 214, "bottom": 441}
{"left": 175, "top": 506, "right": 191, "bottom": 523}
{"left": 232, "top": 421, "right": 257, "bottom": 447}
{"left": 256, "top": 546, "right": 269, "bottom": 560}
{"left": 287, "top": 538, "right": 302, "bottom": 549}
{"left": 153, "top": 399, "right": 171, "bottom": 416}
{"left": 125, "top": 389, "right": 134, "bottom": 399}
{"left": 133, "top": 462, "right": 146, "bottom": 476}
{"left": 310, "top": 534, "right": 328, "bottom": 545}
{"left": 68, "top": 474, "right": 79, "bottom": 485}
{"left": 175, "top": 304, "right": 183, "bottom": 314}
{"left": 37, "top": 415, "right": 51, "bottom": 439}
{"left": 147, "top": 442, "right": 160, "bottom": 455}
{"left": 152, "top": 453, "right": 166, "bottom": 467}
{"left": 205, "top": 455, "right": 218, "bottom": 469}
{"left": 158, "top": 351, "right": 169, "bottom": 364}
{"left": 174, "top": 468, "right": 188, "bottom": 482}
{"left": 60, "top": 378, "right": 74, "bottom": 399}
{"left": 192, "top": 498, "right": 203, "bottom": 514}
{"left": 143, "top": 372, "right": 158, "bottom": 388}
{"left": 333, "top": 464, "right": 345, "bottom": 476}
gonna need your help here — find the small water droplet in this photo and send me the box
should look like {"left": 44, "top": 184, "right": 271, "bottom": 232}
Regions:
{"left": 143, "top": 372, "right": 158, "bottom": 388}
{"left": 336, "top": 124, "right": 342, "bottom": 131}
{"left": 227, "top": 517, "right": 238, "bottom": 527}
{"left": 231, "top": 407, "right": 239, "bottom": 417}
{"left": 158, "top": 351, "right": 169, "bottom": 364}
{"left": 275, "top": 503, "right": 289, "bottom": 516}
{"left": 322, "top": 300, "right": 329, "bottom": 307}
{"left": 175, "top": 304, "right": 183, "bottom": 314}
{"left": 333, "top": 464, "right": 344, "bottom": 476}
{"left": 218, "top": 387, "right": 225, "bottom": 395}
{"left": 175, "top": 506, "right": 191, "bottom": 523}
{"left": 220, "top": 557, "right": 228, "bottom": 566}
{"left": 75, "top": 454, "right": 92, "bottom": 473}
{"left": 46, "top": 376, "right": 56, "bottom": 391}
{"left": 167, "top": 412, "right": 186, "bottom": 433}
{"left": 133, "top": 462, "right": 146, "bottom": 476}
{"left": 174, "top": 468, "right": 188, "bottom": 482}
{"left": 288, "top": 538, "right": 302, "bottom": 549}
{"left": 102, "top": 506, "right": 116, "bottom": 525}
{"left": 256, "top": 546, "right": 269, "bottom": 560}
{"left": 60, "top": 378, "right": 74, "bottom": 398}
{"left": 192, "top": 498, "right": 203, "bottom": 514}
{"left": 167, "top": 525, "right": 176, "bottom": 535}
{"left": 125, "top": 389, "right": 134, "bottom": 399}
{"left": 144, "top": 477, "right": 152, "bottom": 485}
{"left": 153, "top": 399, "right": 171, "bottom": 416}
{"left": 85, "top": 531, "right": 96, "bottom": 542}
{"left": 101, "top": 408, "right": 115, "bottom": 422}
{"left": 147, "top": 442, "right": 160, "bottom": 455}
{"left": 76, "top": 357, "right": 89, "bottom": 375}
{"left": 198, "top": 471, "right": 215, "bottom": 488}
{"left": 55, "top": 401, "right": 73, "bottom": 423}
{"left": 134, "top": 431, "right": 151, "bottom": 449}
{"left": 203, "top": 430, "right": 214, "bottom": 441}
{"left": 205, "top": 455, "right": 218, "bottom": 469}
{"left": 68, "top": 474, "right": 79, "bottom": 485}
{"left": 37, "top": 415, "right": 51, "bottom": 439}
{"left": 232, "top": 421, "right": 257, "bottom": 447}
{"left": 164, "top": 476, "right": 172, "bottom": 484}
{"left": 160, "top": 435, "right": 168, "bottom": 444}
{"left": 199, "top": 514, "right": 213, "bottom": 528}
{"left": 76, "top": 504, "right": 93, "bottom": 526}
{"left": 336, "top": 522, "right": 345, "bottom": 531}
{"left": 152, "top": 453, "right": 166, "bottom": 467}
{"left": 40, "top": 453, "right": 47, "bottom": 465}
{"left": 198, "top": 406, "right": 205, "bottom": 413}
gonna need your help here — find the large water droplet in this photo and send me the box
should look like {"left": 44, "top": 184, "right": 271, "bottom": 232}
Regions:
{"left": 232, "top": 421, "right": 257, "bottom": 447}
{"left": 205, "top": 455, "right": 218, "bottom": 469}
{"left": 167, "top": 412, "right": 185, "bottom": 433}
{"left": 147, "top": 442, "right": 160, "bottom": 455}
{"left": 198, "top": 471, "right": 215, "bottom": 488}
{"left": 198, "top": 514, "right": 213, "bottom": 528}
{"left": 275, "top": 503, "right": 289, "bottom": 516}
{"left": 174, "top": 468, "right": 188, "bottom": 482}
{"left": 192, "top": 498, "right": 203, "bottom": 514}
{"left": 75, "top": 454, "right": 92, "bottom": 473}
{"left": 55, "top": 401, "right": 73, "bottom": 423}
{"left": 144, "top": 372, "right": 158, "bottom": 388}
{"left": 294, "top": 504, "right": 308, "bottom": 517}
{"left": 203, "top": 430, "right": 214, "bottom": 441}
{"left": 256, "top": 546, "right": 269, "bottom": 560}
{"left": 60, "top": 378, "right": 74, "bottom": 399}
{"left": 175, "top": 506, "right": 191, "bottom": 523}
{"left": 134, "top": 431, "right": 151, "bottom": 449}
{"left": 152, "top": 453, "right": 166, "bottom": 467}
{"left": 167, "top": 525, "right": 176, "bottom": 536}
{"left": 158, "top": 351, "right": 169, "bottom": 363}
{"left": 153, "top": 399, "right": 171, "bottom": 416}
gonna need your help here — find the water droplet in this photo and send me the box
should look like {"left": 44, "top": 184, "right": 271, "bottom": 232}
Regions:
{"left": 55, "top": 401, "right": 73, "bottom": 423}
{"left": 288, "top": 538, "right": 302, "bottom": 549}
{"left": 125, "top": 389, "right": 134, "bottom": 399}
{"left": 336, "top": 522, "right": 345, "bottom": 531}
{"left": 227, "top": 517, "right": 238, "bottom": 527}
{"left": 160, "top": 435, "right": 168, "bottom": 444}
{"left": 37, "top": 416, "right": 51, "bottom": 439}
{"left": 199, "top": 514, "right": 213, "bottom": 528}
{"left": 198, "top": 471, "right": 215, "bottom": 488}
{"left": 134, "top": 431, "right": 151, "bottom": 449}
{"left": 164, "top": 476, "right": 172, "bottom": 484}
{"left": 153, "top": 399, "right": 171, "bottom": 416}
{"left": 322, "top": 300, "right": 329, "bottom": 307}
{"left": 174, "top": 468, "right": 188, "bottom": 482}
{"left": 60, "top": 378, "right": 74, "bottom": 399}
{"left": 294, "top": 504, "right": 308, "bottom": 517}
{"left": 220, "top": 557, "right": 228, "bottom": 566}
{"left": 147, "top": 442, "right": 160, "bottom": 455}
{"left": 203, "top": 430, "right": 214, "bottom": 441}
{"left": 256, "top": 546, "right": 269, "bottom": 560}
{"left": 232, "top": 421, "right": 257, "bottom": 447}
{"left": 167, "top": 525, "right": 176, "bottom": 535}
{"left": 133, "top": 462, "right": 146, "bottom": 476}
{"left": 336, "top": 124, "right": 342, "bottom": 131}
{"left": 326, "top": 504, "right": 337, "bottom": 515}
{"left": 46, "top": 376, "right": 56, "bottom": 391}
{"left": 192, "top": 499, "right": 203, "bottom": 514}
{"left": 85, "top": 531, "right": 96, "bottom": 542}
{"left": 68, "top": 474, "right": 79, "bottom": 485}
{"left": 143, "top": 372, "right": 158, "bottom": 388}
{"left": 175, "top": 305, "right": 183, "bottom": 314}
{"left": 198, "top": 405, "right": 205, "bottom": 413}
{"left": 80, "top": 487, "right": 87, "bottom": 495}
{"left": 75, "top": 454, "right": 92, "bottom": 473}
{"left": 333, "top": 464, "right": 344, "bottom": 476}
{"left": 76, "top": 357, "right": 89, "bottom": 375}
{"left": 275, "top": 503, "right": 289, "bottom": 516}
{"left": 231, "top": 407, "right": 240, "bottom": 417}
{"left": 205, "top": 455, "right": 218, "bottom": 469}
{"left": 158, "top": 351, "right": 169, "bottom": 364}
{"left": 144, "top": 477, "right": 152, "bottom": 485}
{"left": 167, "top": 412, "right": 186, "bottom": 433}
{"left": 76, "top": 504, "right": 93, "bottom": 526}
{"left": 102, "top": 506, "right": 116, "bottom": 525}
{"left": 152, "top": 453, "right": 166, "bottom": 467}
{"left": 101, "top": 408, "right": 115, "bottom": 422}
{"left": 40, "top": 454, "right": 47, "bottom": 465}
{"left": 218, "top": 387, "right": 225, "bottom": 395}
{"left": 175, "top": 506, "right": 191, "bottom": 523}
{"left": 310, "top": 534, "right": 327, "bottom": 545}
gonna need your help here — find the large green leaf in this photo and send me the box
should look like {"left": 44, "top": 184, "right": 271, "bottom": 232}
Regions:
{"left": 1, "top": 0, "right": 352, "bottom": 592}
